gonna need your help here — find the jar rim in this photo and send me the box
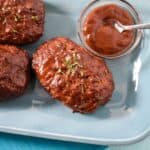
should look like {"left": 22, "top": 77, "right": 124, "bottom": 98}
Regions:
{"left": 77, "top": 0, "right": 143, "bottom": 59}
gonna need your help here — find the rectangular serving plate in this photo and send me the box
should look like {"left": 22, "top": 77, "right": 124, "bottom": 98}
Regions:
{"left": 0, "top": 0, "right": 150, "bottom": 145}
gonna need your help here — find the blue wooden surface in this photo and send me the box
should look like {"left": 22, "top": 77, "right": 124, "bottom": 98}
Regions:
{"left": 0, "top": 133, "right": 106, "bottom": 150}
{"left": 0, "top": 133, "right": 149, "bottom": 150}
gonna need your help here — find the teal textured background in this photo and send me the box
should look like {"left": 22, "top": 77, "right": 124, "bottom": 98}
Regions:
{"left": 0, "top": 133, "right": 106, "bottom": 150}
{"left": 0, "top": 133, "right": 150, "bottom": 149}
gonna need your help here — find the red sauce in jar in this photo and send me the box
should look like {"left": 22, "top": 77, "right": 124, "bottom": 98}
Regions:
{"left": 83, "top": 4, "right": 135, "bottom": 56}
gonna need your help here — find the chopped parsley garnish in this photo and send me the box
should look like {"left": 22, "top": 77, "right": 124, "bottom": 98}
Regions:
{"left": 31, "top": 15, "right": 39, "bottom": 21}
{"left": 56, "top": 53, "right": 83, "bottom": 77}
{"left": 14, "top": 15, "right": 21, "bottom": 22}
{"left": 12, "top": 29, "right": 18, "bottom": 33}
{"left": 2, "top": 18, "right": 7, "bottom": 25}
{"left": 64, "top": 53, "right": 83, "bottom": 76}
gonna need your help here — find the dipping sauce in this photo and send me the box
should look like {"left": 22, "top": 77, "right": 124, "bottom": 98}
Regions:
{"left": 83, "top": 4, "right": 135, "bottom": 56}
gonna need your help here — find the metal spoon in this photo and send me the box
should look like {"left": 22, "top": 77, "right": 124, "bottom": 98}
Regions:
{"left": 114, "top": 21, "right": 150, "bottom": 33}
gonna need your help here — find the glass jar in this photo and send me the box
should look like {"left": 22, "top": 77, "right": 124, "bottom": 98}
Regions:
{"left": 78, "top": 0, "right": 143, "bottom": 59}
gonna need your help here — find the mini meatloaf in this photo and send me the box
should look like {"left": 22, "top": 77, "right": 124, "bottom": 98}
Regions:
{"left": 0, "top": 45, "right": 30, "bottom": 99}
{"left": 0, "top": 0, "right": 45, "bottom": 45}
{"left": 32, "top": 37, "right": 114, "bottom": 113}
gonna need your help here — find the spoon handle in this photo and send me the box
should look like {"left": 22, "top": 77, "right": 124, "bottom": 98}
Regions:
{"left": 125, "top": 23, "right": 150, "bottom": 30}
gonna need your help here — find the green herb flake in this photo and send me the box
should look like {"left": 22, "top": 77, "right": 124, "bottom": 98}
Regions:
{"left": 14, "top": 16, "right": 18, "bottom": 22}
{"left": 12, "top": 29, "right": 18, "bottom": 33}
{"left": 80, "top": 70, "right": 84, "bottom": 77}
{"left": 14, "top": 15, "right": 21, "bottom": 22}
{"left": 81, "top": 84, "right": 86, "bottom": 94}
{"left": 31, "top": 15, "right": 39, "bottom": 21}
{"left": 63, "top": 53, "right": 83, "bottom": 76}
{"left": 64, "top": 56, "right": 72, "bottom": 66}
{"left": 81, "top": 85, "right": 84, "bottom": 94}
{"left": 2, "top": 18, "right": 7, "bottom": 25}
{"left": 56, "top": 42, "right": 63, "bottom": 49}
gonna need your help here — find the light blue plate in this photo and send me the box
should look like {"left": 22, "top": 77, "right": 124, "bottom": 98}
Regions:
{"left": 0, "top": 0, "right": 150, "bottom": 145}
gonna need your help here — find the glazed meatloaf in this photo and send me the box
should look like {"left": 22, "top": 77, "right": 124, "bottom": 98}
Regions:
{"left": 32, "top": 37, "right": 114, "bottom": 113}
{"left": 0, "top": 0, "right": 45, "bottom": 45}
{"left": 0, "top": 45, "right": 30, "bottom": 99}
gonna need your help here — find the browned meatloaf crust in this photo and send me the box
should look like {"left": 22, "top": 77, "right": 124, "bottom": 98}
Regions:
{"left": 0, "top": 0, "right": 45, "bottom": 45}
{"left": 0, "top": 45, "right": 30, "bottom": 99}
{"left": 32, "top": 37, "right": 114, "bottom": 113}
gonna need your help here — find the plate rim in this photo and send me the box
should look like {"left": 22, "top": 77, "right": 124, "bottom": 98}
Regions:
{"left": 0, "top": 125, "right": 149, "bottom": 145}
